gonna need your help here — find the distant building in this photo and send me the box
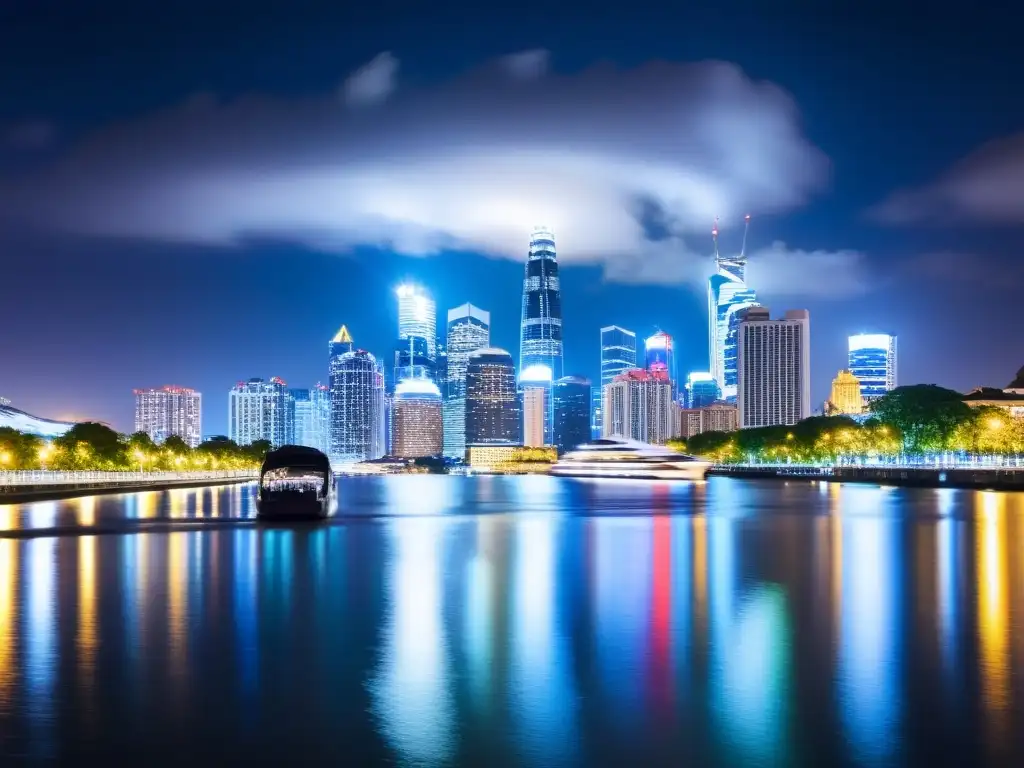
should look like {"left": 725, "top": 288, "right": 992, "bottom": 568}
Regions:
{"left": 466, "top": 444, "right": 557, "bottom": 472}
{"left": 133, "top": 385, "right": 202, "bottom": 447}
{"left": 228, "top": 377, "right": 294, "bottom": 447}
{"left": 328, "top": 326, "right": 385, "bottom": 463}
{"left": 645, "top": 331, "right": 676, "bottom": 399}
{"left": 603, "top": 367, "right": 673, "bottom": 445}
{"left": 737, "top": 307, "right": 811, "bottom": 428}
{"left": 520, "top": 364, "right": 553, "bottom": 447}
{"left": 673, "top": 403, "right": 738, "bottom": 439}
{"left": 392, "top": 378, "right": 443, "bottom": 458}
{"left": 293, "top": 384, "right": 330, "bottom": 453}
{"left": 685, "top": 372, "right": 721, "bottom": 409}
{"left": 396, "top": 283, "right": 437, "bottom": 362}
{"left": 828, "top": 370, "right": 864, "bottom": 415}
{"left": 443, "top": 303, "right": 490, "bottom": 458}
{"left": 848, "top": 334, "right": 897, "bottom": 402}
{"left": 519, "top": 227, "right": 564, "bottom": 380}
{"left": 597, "top": 325, "right": 637, "bottom": 437}
{"left": 554, "top": 376, "right": 591, "bottom": 454}
{"left": 465, "top": 348, "right": 519, "bottom": 446}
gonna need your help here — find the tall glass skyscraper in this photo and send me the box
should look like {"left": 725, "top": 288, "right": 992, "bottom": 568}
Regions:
{"left": 465, "top": 348, "right": 519, "bottom": 445}
{"left": 596, "top": 325, "right": 637, "bottom": 437}
{"left": 228, "top": 377, "right": 294, "bottom": 448}
{"left": 292, "top": 384, "right": 330, "bottom": 453}
{"left": 554, "top": 375, "right": 591, "bottom": 454}
{"left": 708, "top": 217, "right": 758, "bottom": 403}
{"left": 848, "top": 334, "right": 897, "bottom": 402}
{"left": 443, "top": 304, "right": 490, "bottom": 458}
{"left": 394, "top": 284, "right": 437, "bottom": 383}
{"left": 519, "top": 227, "right": 563, "bottom": 379}
{"left": 328, "top": 325, "right": 385, "bottom": 464}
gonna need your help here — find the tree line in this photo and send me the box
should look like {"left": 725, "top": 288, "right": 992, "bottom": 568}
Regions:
{"left": 0, "top": 422, "right": 270, "bottom": 471}
{"left": 672, "top": 385, "right": 1024, "bottom": 462}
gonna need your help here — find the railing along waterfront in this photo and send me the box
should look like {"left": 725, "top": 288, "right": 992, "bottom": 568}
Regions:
{"left": 0, "top": 469, "right": 258, "bottom": 489}
{"left": 720, "top": 453, "right": 1024, "bottom": 471}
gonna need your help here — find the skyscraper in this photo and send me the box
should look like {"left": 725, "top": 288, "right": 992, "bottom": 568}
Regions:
{"left": 737, "top": 307, "right": 811, "bottom": 428}
{"left": 392, "top": 378, "right": 443, "bottom": 458}
{"left": 443, "top": 303, "right": 490, "bottom": 458}
{"left": 645, "top": 330, "right": 676, "bottom": 397}
{"left": 603, "top": 368, "right": 673, "bottom": 444}
{"left": 228, "top": 377, "right": 294, "bottom": 447}
{"left": 519, "top": 364, "right": 553, "bottom": 447}
{"left": 133, "top": 385, "right": 202, "bottom": 447}
{"left": 328, "top": 326, "right": 385, "bottom": 463}
{"left": 596, "top": 325, "right": 637, "bottom": 437}
{"left": 519, "top": 227, "right": 563, "bottom": 379}
{"left": 394, "top": 284, "right": 437, "bottom": 383}
{"left": 554, "top": 376, "right": 591, "bottom": 454}
{"left": 685, "top": 372, "right": 721, "bottom": 408}
{"left": 292, "top": 384, "right": 330, "bottom": 453}
{"left": 465, "top": 348, "right": 519, "bottom": 445}
{"left": 848, "top": 334, "right": 897, "bottom": 402}
{"left": 708, "top": 217, "right": 758, "bottom": 402}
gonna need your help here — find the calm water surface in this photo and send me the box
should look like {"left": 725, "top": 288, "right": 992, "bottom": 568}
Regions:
{"left": 1, "top": 476, "right": 1024, "bottom": 765}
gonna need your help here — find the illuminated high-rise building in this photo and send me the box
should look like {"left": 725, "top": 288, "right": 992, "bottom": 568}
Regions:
{"left": 596, "top": 325, "right": 637, "bottom": 437}
{"left": 737, "top": 307, "right": 811, "bottom": 428}
{"left": 519, "top": 227, "right": 563, "bottom": 379}
{"left": 394, "top": 284, "right": 437, "bottom": 383}
{"left": 465, "top": 348, "right": 519, "bottom": 446}
{"left": 328, "top": 325, "right": 385, "bottom": 463}
{"left": 602, "top": 368, "right": 673, "bottom": 444}
{"left": 443, "top": 303, "right": 490, "bottom": 458}
{"left": 848, "top": 334, "right": 897, "bottom": 402}
{"left": 392, "top": 378, "right": 443, "bottom": 458}
{"left": 228, "top": 377, "right": 294, "bottom": 448}
{"left": 554, "top": 376, "right": 591, "bottom": 454}
{"left": 645, "top": 331, "right": 676, "bottom": 398}
{"left": 292, "top": 384, "right": 330, "bottom": 453}
{"left": 133, "top": 385, "right": 202, "bottom": 447}
{"left": 708, "top": 216, "right": 758, "bottom": 402}
{"left": 685, "top": 372, "right": 721, "bottom": 409}
{"left": 519, "top": 364, "right": 553, "bottom": 447}
{"left": 829, "top": 370, "right": 864, "bottom": 415}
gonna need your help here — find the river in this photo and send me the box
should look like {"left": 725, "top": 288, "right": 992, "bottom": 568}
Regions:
{"left": 0, "top": 475, "right": 1023, "bottom": 765}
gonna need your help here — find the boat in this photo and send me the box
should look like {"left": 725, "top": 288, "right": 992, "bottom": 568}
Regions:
{"left": 257, "top": 445, "right": 335, "bottom": 519}
{"left": 550, "top": 437, "right": 710, "bottom": 480}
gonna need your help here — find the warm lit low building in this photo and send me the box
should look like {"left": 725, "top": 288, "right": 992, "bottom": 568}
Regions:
{"left": 828, "top": 370, "right": 864, "bottom": 415}
{"left": 672, "top": 402, "right": 739, "bottom": 439}
{"left": 963, "top": 387, "right": 1024, "bottom": 420}
{"left": 465, "top": 444, "right": 557, "bottom": 473}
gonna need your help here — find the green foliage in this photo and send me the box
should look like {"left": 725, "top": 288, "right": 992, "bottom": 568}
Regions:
{"left": 870, "top": 385, "right": 973, "bottom": 452}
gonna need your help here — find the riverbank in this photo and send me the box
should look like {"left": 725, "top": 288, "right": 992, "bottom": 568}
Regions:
{"left": 710, "top": 464, "right": 1024, "bottom": 490}
{"left": 0, "top": 472, "right": 257, "bottom": 504}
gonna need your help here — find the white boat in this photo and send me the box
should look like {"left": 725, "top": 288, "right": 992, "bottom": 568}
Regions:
{"left": 550, "top": 437, "right": 710, "bottom": 480}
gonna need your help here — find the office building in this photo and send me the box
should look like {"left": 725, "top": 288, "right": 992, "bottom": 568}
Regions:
{"left": 673, "top": 403, "right": 739, "bottom": 440}
{"left": 443, "top": 303, "right": 490, "bottom": 458}
{"left": 394, "top": 284, "right": 437, "bottom": 383}
{"left": 392, "top": 378, "right": 443, "bottom": 458}
{"left": 519, "top": 227, "right": 563, "bottom": 379}
{"left": 554, "top": 375, "right": 591, "bottom": 454}
{"left": 465, "top": 348, "right": 519, "bottom": 445}
{"left": 596, "top": 325, "right": 637, "bottom": 437}
{"left": 685, "top": 372, "right": 721, "bottom": 409}
{"left": 708, "top": 217, "right": 758, "bottom": 402}
{"left": 848, "top": 334, "right": 897, "bottom": 402}
{"left": 133, "top": 385, "right": 202, "bottom": 447}
{"left": 520, "top": 364, "right": 553, "bottom": 447}
{"left": 293, "top": 384, "right": 330, "bottom": 453}
{"left": 328, "top": 326, "right": 385, "bottom": 463}
{"left": 228, "top": 377, "right": 295, "bottom": 448}
{"left": 737, "top": 307, "right": 811, "bottom": 428}
{"left": 829, "top": 370, "right": 864, "bottom": 415}
{"left": 603, "top": 368, "right": 673, "bottom": 445}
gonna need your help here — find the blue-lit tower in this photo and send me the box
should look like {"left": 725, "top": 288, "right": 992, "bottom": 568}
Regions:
{"left": 848, "top": 334, "right": 898, "bottom": 402}
{"left": 595, "top": 325, "right": 636, "bottom": 438}
{"left": 519, "top": 227, "right": 563, "bottom": 380}
{"left": 685, "top": 372, "right": 722, "bottom": 408}
{"left": 708, "top": 216, "right": 758, "bottom": 403}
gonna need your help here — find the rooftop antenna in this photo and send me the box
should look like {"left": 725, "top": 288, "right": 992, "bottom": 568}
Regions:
{"left": 740, "top": 213, "right": 751, "bottom": 260}
{"left": 712, "top": 217, "right": 720, "bottom": 261}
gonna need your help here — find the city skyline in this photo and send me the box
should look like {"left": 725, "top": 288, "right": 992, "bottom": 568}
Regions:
{"left": 2, "top": 6, "right": 1023, "bottom": 431}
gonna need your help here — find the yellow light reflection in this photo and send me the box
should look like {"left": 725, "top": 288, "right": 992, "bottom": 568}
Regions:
{"left": 78, "top": 535, "right": 98, "bottom": 688}
{"left": 76, "top": 496, "right": 96, "bottom": 527}
{"left": 977, "top": 491, "right": 1009, "bottom": 756}
{"left": 137, "top": 491, "right": 158, "bottom": 520}
{"left": 693, "top": 514, "right": 708, "bottom": 640}
{"left": 168, "top": 533, "right": 188, "bottom": 678}
{"left": 210, "top": 488, "right": 220, "bottom": 518}
{"left": 0, "top": 540, "right": 16, "bottom": 699}
{"left": 0, "top": 504, "right": 15, "bottom": 532}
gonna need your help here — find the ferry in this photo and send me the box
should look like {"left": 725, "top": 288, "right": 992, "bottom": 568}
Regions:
{"left": 550, "top": 437, "right": 710, "bottom": 480}
{"left": 257, "top": 445, "right": 335, "bottom": 519}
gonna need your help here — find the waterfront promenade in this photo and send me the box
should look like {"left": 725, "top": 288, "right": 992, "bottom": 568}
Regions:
{"left": 0, "top": 469, "right": 257, "bottom": 503}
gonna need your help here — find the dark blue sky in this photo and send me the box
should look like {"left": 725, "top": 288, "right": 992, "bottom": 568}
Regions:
{"left": 1, "top": 2, "right": 1022, "bottom": 434}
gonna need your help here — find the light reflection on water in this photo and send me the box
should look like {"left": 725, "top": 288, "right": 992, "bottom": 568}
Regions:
{"left": 0, "top": 476, "right": 1022, "bottom": 763}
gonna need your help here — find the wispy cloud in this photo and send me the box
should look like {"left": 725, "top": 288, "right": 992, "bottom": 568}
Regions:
{"left": 0, "top": 50, "right": 865, "bottom": 295}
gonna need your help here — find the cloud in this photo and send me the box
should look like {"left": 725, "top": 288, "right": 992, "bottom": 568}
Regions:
{"left": 870, "top": 133, "right": 1024, "bottom": 225}
{"left": 341, "top": 51, "right": 399, "bottom": 106}
{"left": 746, "top": 242, "right": 869, "bottom": 298}
{"left": 0, "top": 50, "right": 862, "bottom": 293}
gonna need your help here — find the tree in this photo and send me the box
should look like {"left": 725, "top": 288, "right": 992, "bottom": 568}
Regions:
{"left": 870, "top": 385, "right": 973, "bottom": 453}
{"left": 0, "top": 427, "right": 43, "bottom": 470}
{"left": 54, "top": 422, "right": 126, "bottom": 469}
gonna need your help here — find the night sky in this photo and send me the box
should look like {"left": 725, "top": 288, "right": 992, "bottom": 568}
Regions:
{"left": 1, "top": 2, "right": 1022, "bottom": 434}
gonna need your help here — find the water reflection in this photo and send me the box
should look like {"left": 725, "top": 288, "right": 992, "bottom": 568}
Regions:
{"left": 0, "top": 477, "right": 1021, "bottom": 763}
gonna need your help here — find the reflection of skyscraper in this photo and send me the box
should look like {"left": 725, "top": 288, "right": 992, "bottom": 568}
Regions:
{"left": 466, "top": 348, "right": 519, "bottom": 445}
{"left": 519, "top": 227, "right": 563, "bottom": 379}
{"left": 848, "top": 334, "right": 897, "bottom": 402}
{"left": 596, "top": 326, "right": 637, "bottom": 437}
{"left": 519, "top": 364, "right": 553, "bottom": 447}
{"left": 228, "top": 378, "right": 294, "bottom": 447}
{"left": 395, "top": 284, "right": 437, "bottom": 383}
{"left": 393, "top": 379, "right": 443, "bottom": 458}
{"left": 708, "top": 217, "right": 758, "bottom": 403}
{"left": 443, "top": 304, "right": 490, "bottom": 458}
{"left": 553, "top": 376, "right": 591, "bottom": 454}
{"left": 328, "top": 325, "right": 385, "bottom": 463}
{"left": 737, "top": 307, "right": 811, "bottom": 428}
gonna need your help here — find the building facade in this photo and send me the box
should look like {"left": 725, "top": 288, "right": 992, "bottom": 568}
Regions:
{"left": 519, "top": 364, "right": 553, "bottom": 447}
{"left": 553, "top": 375, "right": 591, "bottom": 454}
{"left": 396, "top": 283, "right": 437, "bottom": 361}
{"left": 708, "top": 219, "right": 758, "bottom": 403}
{"left": 228, "top": 377, "right": 294, "bottom": 448}
{"left": 848, "top": 334, "right": 897, "bottom": 402}
{"left": 828, "top": 370, "right": 864, "bottom": 415}
{"left": 685, "top": 372, "right": 721, "bottom": 408}
{"left": 603, "top": 368, "right": 673, "bottom": 445}
{"left": 596, "top": 325, "right": 637, "bottom": 437}
{"left": 673, "top": 403, "right": 739, "bottom": 440}
{"left": 443, "top": 303, "right": 490, "bottom": 458}
{"left": 465, "top": 348, "right": 520, "bottom": 446}
{"left": 737, "top": 307, "right": 811, "bottom": 428}
{"left": 519, "top": 227, "right": 563, "bottom": 380}
{"left": 392, "top": 378, "right": 443, "bottom": 458}
{"left": 292, "top": 384, "right": 330, "bottom": 453}
{"left": 133, "top": 385, "right": 202, "bottom": 447}
{"left": 328, "top": 326, "right": 385, "bottom": 463}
